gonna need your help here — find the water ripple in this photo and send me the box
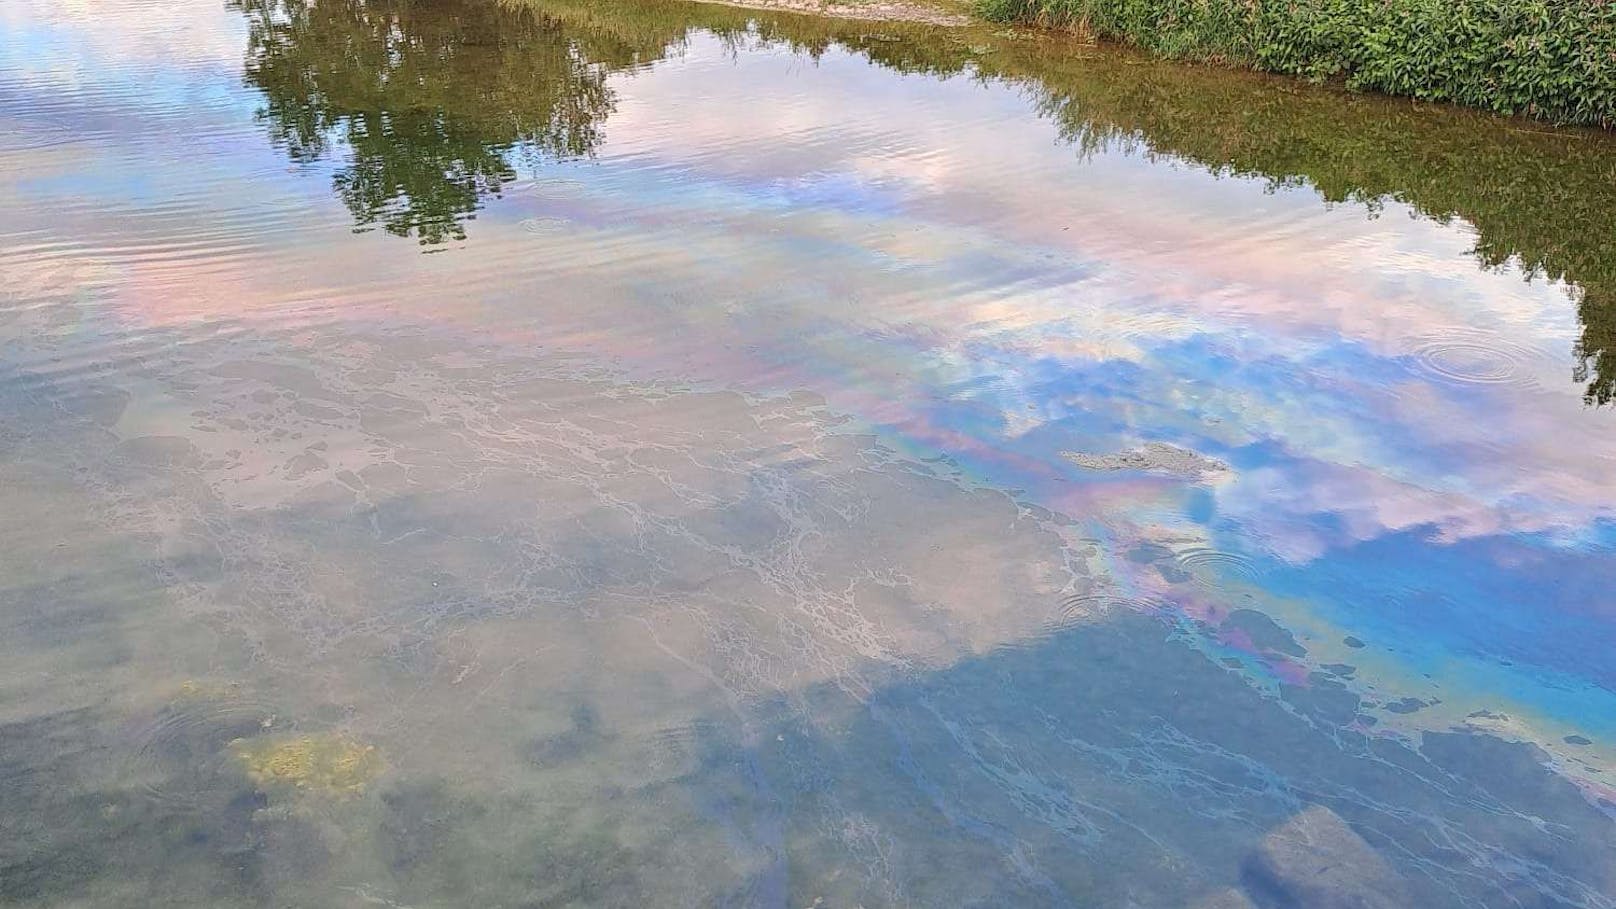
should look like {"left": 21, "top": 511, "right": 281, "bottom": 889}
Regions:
{"left": 1411, "top": 329, "right": 1542, "bottom": 386}
{"left": 1173, "top": 546, "right": 1264, "bottom": 590}
{"left": 1057, "top": 591, "right": 1164, "bottom": 623}
{"left": 120, "top": 690, "right": 278, "bottom": 808}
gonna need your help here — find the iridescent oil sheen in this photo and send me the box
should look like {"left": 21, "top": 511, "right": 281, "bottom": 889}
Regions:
{"left": 1, "top": 0, "right": 1614, "bottom": 905}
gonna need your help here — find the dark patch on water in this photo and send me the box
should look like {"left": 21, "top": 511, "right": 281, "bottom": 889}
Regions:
{"left": 1221, "top": 609, "right": 1306, "bottom": 658}
{"left": 0, "top": 578, "right": 131, "bottom": 672}
{"left": 1287, "top": 673, "right": 1364, "bottom": 726}
{"left": 379, "top": 780, "right": 487, "bottom": 896}
{"left": 525, "top": 702, "right": 611, "bottom": 766}
{"left": 1126, "top": 541, "right": 1195, "bottom": 584}
{"left": 709, "top": 611, "right": 1616, "bottom": 905}
{"left": 1383, "top": 697, "right": 1429, "bottom": 715}
{"left": 0, "top": 706, "right": 289, "bottom": 906}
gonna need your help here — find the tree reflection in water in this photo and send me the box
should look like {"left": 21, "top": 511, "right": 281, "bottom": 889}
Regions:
{"left": 233, "top": 0, "right": 1616, "bottom": 402}
{"left": 232, "top": 0, "right": 626, "bottom": 243}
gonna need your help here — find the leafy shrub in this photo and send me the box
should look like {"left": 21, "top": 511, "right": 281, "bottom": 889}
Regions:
{"left": 977, "top": 0, "right": 1616, "bottom": 126}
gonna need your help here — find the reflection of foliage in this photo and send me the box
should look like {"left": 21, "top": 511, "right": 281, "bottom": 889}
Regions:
{"left": 999, "top": 48, "right": 1616, "bottom": 403}
{"left": 237, "top": 0, "right": 1616, "bottom": 401}
{"left": 604, "top": 0, "right": 1616, "bottom": 403}
{"left": 232, "top": 0, "right": 621, "bottom": 243}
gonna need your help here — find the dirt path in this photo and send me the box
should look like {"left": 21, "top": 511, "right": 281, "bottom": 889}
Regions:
{"left": 677, "top": 0, "right": 971, "bottom": 26}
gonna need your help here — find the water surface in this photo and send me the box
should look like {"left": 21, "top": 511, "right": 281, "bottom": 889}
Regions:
{"left": 3, "top": 0, "right": 1616, "bottom": 905}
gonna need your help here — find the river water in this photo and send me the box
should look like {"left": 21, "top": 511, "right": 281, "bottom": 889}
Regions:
{"left": 3, "top": 0, "right": 1615, "bottom": 905}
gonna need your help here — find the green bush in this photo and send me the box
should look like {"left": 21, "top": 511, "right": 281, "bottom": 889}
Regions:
{"left": 977, "top": 0, "right": 1616, "bottom": 126}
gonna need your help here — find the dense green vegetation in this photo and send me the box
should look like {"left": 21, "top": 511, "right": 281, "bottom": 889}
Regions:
{"left": 974, "top": 0, "right": 1616, "bottom": 127}
{"left": 231, "top": 0, "right": 1616, "bottom": 402}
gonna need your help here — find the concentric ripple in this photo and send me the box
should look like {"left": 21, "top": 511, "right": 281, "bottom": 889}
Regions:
{"left": 1411, "top": 329, "right": 1541, "bottom": 385}
{"left": 1173, "top": 546, "right": 1264, "bottom": 590}
{"left": 1057, "top": 591, "right": 1165, "bottom": 623}
{"left": 520, "top": 216, "right": 571, "bottom": 233}
{"left": 120, "top": 690, "right": 278, "bottom": 807}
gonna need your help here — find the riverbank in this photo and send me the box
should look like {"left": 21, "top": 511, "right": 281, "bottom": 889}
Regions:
{"left": 977, "top": 0, "right": 1615, "bottom": 127}
{"left": 658, "top": 0, "right": 1615, "bottom": 128}
{"left": 678, "top": 0, "right": 968, "bottom": 26}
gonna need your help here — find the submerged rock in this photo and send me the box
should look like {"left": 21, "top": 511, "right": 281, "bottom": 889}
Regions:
{"left": 1244, "top": 805, "right": 1410, "bottom": 909}
{"left": 1062, "top": 442, "right": 1229, "bottom": 478}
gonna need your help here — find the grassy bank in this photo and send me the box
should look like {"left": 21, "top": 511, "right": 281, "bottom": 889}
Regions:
{"left": 976, "top": 0, "right": 1616, "bottom": 127}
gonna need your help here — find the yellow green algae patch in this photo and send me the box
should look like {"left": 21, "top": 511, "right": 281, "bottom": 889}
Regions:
{"left": 175, "top": 678, "right": 245, "bottom": 700}
{"left": 231, "top": 733, "right": 382, "bottom": 796}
